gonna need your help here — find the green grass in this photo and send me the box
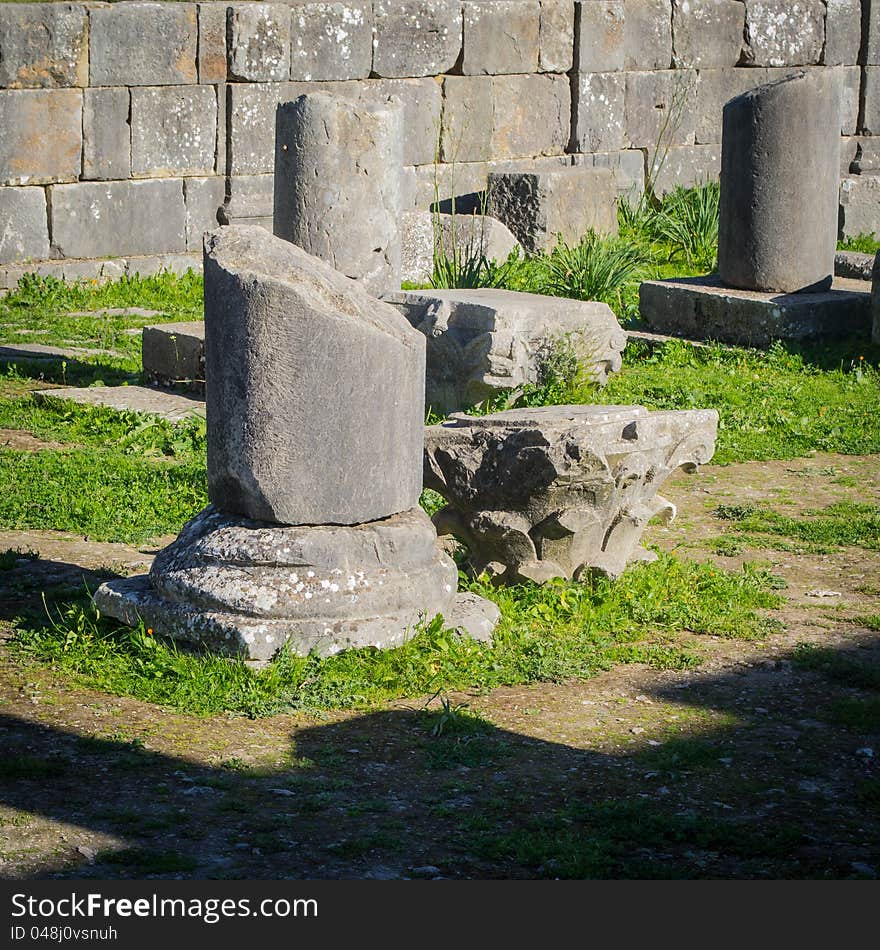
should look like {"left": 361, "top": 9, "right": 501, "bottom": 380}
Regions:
{"left": 712, "top": 500, "right": 880, "bottom": 554}
{"left": 822, "top": 698, "right": 880, "bottom": 731}
{"left": 838, "top": 233, "right": 880, "bottom": 255}
{"left": 11, "top": 556, "right": 781, "bottom": 717}
{"left": 791, "top": 644, "right": 880, "bottom": 692}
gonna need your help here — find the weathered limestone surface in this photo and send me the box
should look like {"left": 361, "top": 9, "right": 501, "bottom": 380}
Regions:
{"left": 0, "top": 89, "right": 82, "bottom": 186}
{"left": 0, "top": 188, "right": 49, "bottom": 264}
{"left": 366, "top": 78, "right": 442, "bottom": 167}
{"left": 227, "top": 3, "right": 291, "bottom": 82}
{"left": 184, "top": 176, "right": 226, "bottom": 251}
{"left": 400, "top": 210, "right": 520, "bottom": 284}
{"left": 424, "top": 404, "right": 718, "bottom": 582}
{"left": 93, "top": 505, "right": 499, "bottom": 662}
{"left": 740, "top": 0, "right": 825, "bottom": 67}
{"left": 50, "top": 179, "right": 186, "bottom": 259}
{"left": 273, "top": 93, "right": 403, "bottom": 295}
{"left": 142, "top": 321, "right": 205, "bottom": 389}
{"left": 0, "top": 3, "right": 88, "bottom": 88}
{"left": 290, "top": 2, "right": 373, "bottom": 81}
{"left": 220, "top": 174, "right": 274, "bottom": 229}
{"left": 131, "top": 86, "right": 218, "bottom": 178}
{"left": 197, "top": 2, "right": 229, "bottom": 82}
{"left": 538, "top": 0, "right": 575, "bottom": 72}
{"left": 718, "top": 71, "right": 840, "bottom": 294}
{"left": 491, "top": 74, "right": 571, "bottom": 159}
{"left": 623, "top": 0, "right": 673, "bottom": 70}
{"left": 639, "top": 276, "right": 872, "bottom": 345}
{"left": 671, "top": 0, "right": 744, "bottom": 69}
{"left": 372, "top": 0, "right": 463, "bottom": 77}
{"left": 572, "top": 72, "right": 626, "bottom": 152}
{"left": 648, "top": 144, "right": 721, "bottom": 197}
{"left": 83, "top": 88, "right": 131, "bottom": 181}
{"left": 574, "top": 1, "right": 625, "bottom": 72}
{"left": 89, "top": 3, "right": 198, "bottom": 86}
{"left": 865, "top": 0, "right": 880, "bottom": 66}
{"left": 693, "top": 67, "right": 773, "bottom": 145}
{"left": 0, "top": 254, "right": 200, "bottom": 291}
{"left": 859, "top": 67, "right": 880, "bottom": 135}
{"left": 839, "top": 176, "right": 880, "bottom": 240}
{"left": 823, "top": 0, "right": 863, "bottom": 66}
{"left": 625, "top": 70, "right": 697, "bottom": 148}
{"left": 385, "top": 288, "right": 627, "bottom": 413}
{"left": 487, "top": 168, "right": 618, "bottom": 254}
{"left": 204, "top": 226, "right": 425, "bottom": 524}
{"left": 835, "top": 251, "right": 874, "bottom": 281}
{"left": 461, "top": 1, "right": 540, "bottom": 75}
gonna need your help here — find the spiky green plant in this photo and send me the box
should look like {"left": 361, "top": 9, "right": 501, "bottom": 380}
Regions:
{"left": 544, "top": 231, "right": 645, "bottom": 309}
{"left": 650, "top": 183, "right": 720, "bottom": 272}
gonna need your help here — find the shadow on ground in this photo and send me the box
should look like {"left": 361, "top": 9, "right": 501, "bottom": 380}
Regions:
{"left": 1, "top": 634, "right": 878, "bottom": 880}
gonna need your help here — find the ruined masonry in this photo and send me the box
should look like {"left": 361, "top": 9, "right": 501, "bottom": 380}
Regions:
{"left": 424, "top": 405, "right": 719, "bottom": 583}
{"left": 0, "top": 0, "right": 875, "bottom": 287}
{"left": 95, "top": 226, "right": 499, "bottom": 662}
{"left": 640, "top": 69, "right": 873, "bottom": 345}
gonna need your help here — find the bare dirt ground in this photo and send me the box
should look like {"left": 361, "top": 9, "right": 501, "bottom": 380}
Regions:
{"left": 0, "top": 453, "right": 878, "bottom": 879}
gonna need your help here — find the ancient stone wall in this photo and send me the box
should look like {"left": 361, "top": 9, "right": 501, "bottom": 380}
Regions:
{"left": 0, "top": 0, "right": 871, "bottom": 277}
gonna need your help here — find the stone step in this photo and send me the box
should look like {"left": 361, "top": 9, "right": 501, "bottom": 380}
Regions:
{"left": 35, "top": 385, "right": 205, "bottom": 422}
{"left": 0, "top": 342, "right": 121, "bottom": 362}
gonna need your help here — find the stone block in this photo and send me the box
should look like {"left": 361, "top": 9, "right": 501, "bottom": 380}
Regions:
{"left": 835, "top": 250, "right": 874, "bottom": 281}
{"left": 89, "top": 3, "right": 198, "bottom": 86}
{"left": 487, "top": 167, "right": 617, "bottom": 254}
{"left": 372, "top": 0, "right": 463, "bottom": 78}
{"left": 623, "top": 0, "right": 672, "bottom": 70}
{"left": 574, "top": 1, "right": 625, "bottom": 72}
{"left": 671, "top": 0, "right": 744, "bottom": 69}
{"left": 0, "top": 3, "right": 88, "bottom": 88}
{"left": 648, "top": 144, "right": 721, "bottom": 197}
{"left": 385, "top": 287, "right": 627, "bottom": 413}
{"left": 539, "top": 0, "right": 575, "bottom": 72}
{"left": 400, "top": 209, "right": 520, "bottom": 283}
{"left": 413, "top": 159, "right": 492, "bottom": 210}
{"left": 424, "top": 404, "right": 717, "bottom": 582}
{"left": 365, "top": 78, "right": 443, "bottom": 166}
{"left": 461, "top": 1, "right": 540, "bottom": 75}
{"left": 572, "top": 71, "right": 627, "bottom": 152}
{"left": 639, "top": 275, "right": 872, "bottom": 345}
{"left": 290, "top": 2, "right": 373, "bottom": 81}
{"left": 865, "top": 0, "right": 880, "bottom": 65}
{"left": 227, "top": 3, "right": 291, "bottom": 82}
{"left": 0, "top": 188, "right": 50, "bottom": 264}
{"left": 274, "top": 94, "right": 403, "bottom": 295}
{"left": 220, "top": 174, "right": 274, "bottom": 227}
{"left": 83, "top": 87, "right": 131, "bottom": 181}
{"left": 848, "top": 137, "right": 880, "bottom": 174}
{"left": 741, "top": 0, "right": 825, "bottom": 67}
{"left": 204, "top": 225, "right": 426, "bottom": 524}
{"left": 184, "top": 177, "right": 226, "bottom": 250}
{"left": 142, "top": 321, "right": 206, "bottom": 388}
{"left": 441, "top": 75, "right": 494, "bottom": 163}
{"left": 861, "top": 66, "right": 880, "bottom": 135}
{"left": 131, "top": 86, "right": 217, "bottom": 178}
{"left": 625, "top": 70, "right": 697, "bottom": 148}
{"left": 49, "top": 179, "right": 186, "bottom": 259}
{"left": 197, "top": 2, "right": 229, "bottom": 82}
{"left": 693, "top": 67, "right": 771, "bottom": 144}
{"left": 491, "top": 74, "right": 570, "bottom": 159}
{"left": 572, "top": 149, "right": 646, "bottom": 200}
{"left": 823, "top": 0, "right": 862, "bottom": 66}
{"left": 839, "top": 176, "right": 880, "bottom": 240}
{"left": 718, "top": 71, "right": 840, "bottom": 294}
{"left": 0, "top": 89, "right": 82, "bottom": 186}
{"left": 874, "top": 251, "right": 880, "bottom": 344}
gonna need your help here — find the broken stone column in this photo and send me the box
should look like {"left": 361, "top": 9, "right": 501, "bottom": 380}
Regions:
{"left": 95, "top": 226, "right": 498, "bottom": 662}
{"left": 425, "top": 405, "right": 718, "bottom": 582}
{"left": 718, "top": 70, "right": 841, "bottom": 294}
{"left": 273, "top": 93, "right": 403, "bottom": 296}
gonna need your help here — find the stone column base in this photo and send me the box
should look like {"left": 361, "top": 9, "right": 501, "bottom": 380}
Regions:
{"left": 93, "top": 506, "right": 499, "bottom": 664}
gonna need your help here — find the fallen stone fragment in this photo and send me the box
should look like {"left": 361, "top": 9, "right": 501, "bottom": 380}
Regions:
{"left": 424, "top": 404, "right": 718, "bottom": 582}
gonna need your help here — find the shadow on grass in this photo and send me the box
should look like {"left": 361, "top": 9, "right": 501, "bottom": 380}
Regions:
{"left": 0, "top": 633, "right": 878, "bottom": 880}
{"left": 0, "top": 355, "right": 138, "bottom": 388}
